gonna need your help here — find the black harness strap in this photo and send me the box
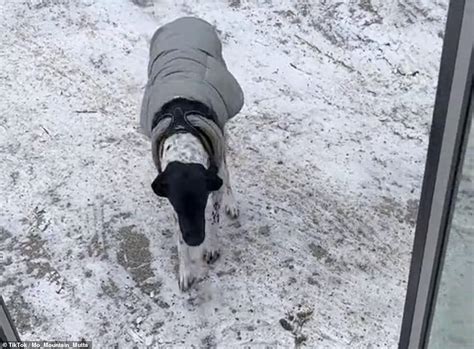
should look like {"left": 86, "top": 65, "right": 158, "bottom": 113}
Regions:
{"left": 152, "top": 98, "right": 218, "bottom": 130}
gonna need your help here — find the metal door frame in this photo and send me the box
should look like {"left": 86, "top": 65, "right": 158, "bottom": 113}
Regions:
{"left": 399, "top": 0, "right": 474, "bottom": 347}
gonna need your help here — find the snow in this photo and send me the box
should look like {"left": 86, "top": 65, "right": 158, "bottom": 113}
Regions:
{"left": 0, "top": 0, "right": 448, "bottom": 347}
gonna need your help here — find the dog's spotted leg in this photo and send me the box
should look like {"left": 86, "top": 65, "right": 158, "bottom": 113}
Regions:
{"left": 220, "top": 155, "right": 239, "bottom": 219}
{"left": 203, "top": 190, "right": 222, "bottom": 264}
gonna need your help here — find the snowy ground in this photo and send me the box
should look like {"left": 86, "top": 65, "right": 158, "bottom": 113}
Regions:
{"left": 0, "top": 0, "right": 448, "bottom": 347}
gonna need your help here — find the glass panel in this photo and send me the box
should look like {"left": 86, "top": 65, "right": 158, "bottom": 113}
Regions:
{"left": 429, "top": 96, "right": 474, "bottom": 348}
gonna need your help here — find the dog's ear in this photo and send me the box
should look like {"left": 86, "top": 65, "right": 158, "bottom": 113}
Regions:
{"left": 151, "top": 172, "right": 169, "bottom": 197}
{"left": 206, "top": 166, "right": 223, "bottom": 192}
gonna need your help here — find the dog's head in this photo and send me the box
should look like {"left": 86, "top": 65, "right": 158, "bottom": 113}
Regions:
{"left": 151, "top": 161, "right": 223, "bottom": 246}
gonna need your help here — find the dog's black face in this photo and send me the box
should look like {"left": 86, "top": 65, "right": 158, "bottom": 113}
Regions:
{"left": 151, "top": 162, "right": 223, "bottom": 246}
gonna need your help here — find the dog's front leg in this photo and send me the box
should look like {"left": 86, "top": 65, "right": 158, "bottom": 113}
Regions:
{"left": 174, "top": 214, "right": 196, "bottom": 291}
{"left": 177, "top": 237, "right": 195, "bottom": 291}
{"left": 203, "top": 188, "right": 222, "bottom": 264}
{"left": 220, "top": 155, "right": 239, "bottom": 219}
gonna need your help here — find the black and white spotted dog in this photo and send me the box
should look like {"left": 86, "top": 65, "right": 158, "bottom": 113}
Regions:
{"left": 151, "top": 100, "right": 239, "bottom": 290}
{"left": 140, "top": 17, "right": 244, "bottom": 290}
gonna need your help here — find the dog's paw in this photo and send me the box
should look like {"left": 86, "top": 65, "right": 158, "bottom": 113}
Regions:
{"left": 224, "top": 195, "right": 239, "bottom": 219}
{"left": 203, "top": 248, "right": 220, "bottom": 264}
{"left": 225, "top": 203, "right": 239, "bottom": 219}
{"left": 178, "top": 266, "right": 195, "bottom": 291}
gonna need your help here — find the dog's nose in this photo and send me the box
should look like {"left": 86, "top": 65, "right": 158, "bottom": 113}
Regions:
{"left": 183, "top": 233, "right": 204, "bottom": 246}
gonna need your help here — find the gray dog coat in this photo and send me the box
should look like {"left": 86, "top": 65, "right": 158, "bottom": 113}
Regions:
{"left": 139, "top": 17, "right": 244, "bottom": 171}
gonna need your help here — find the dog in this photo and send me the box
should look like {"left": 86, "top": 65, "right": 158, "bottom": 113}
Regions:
{"left": 139, "top": 17, "right": 244, "bottom": 290}
{"left": 151, "top": 99, "right": 240, "bottom": 290}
